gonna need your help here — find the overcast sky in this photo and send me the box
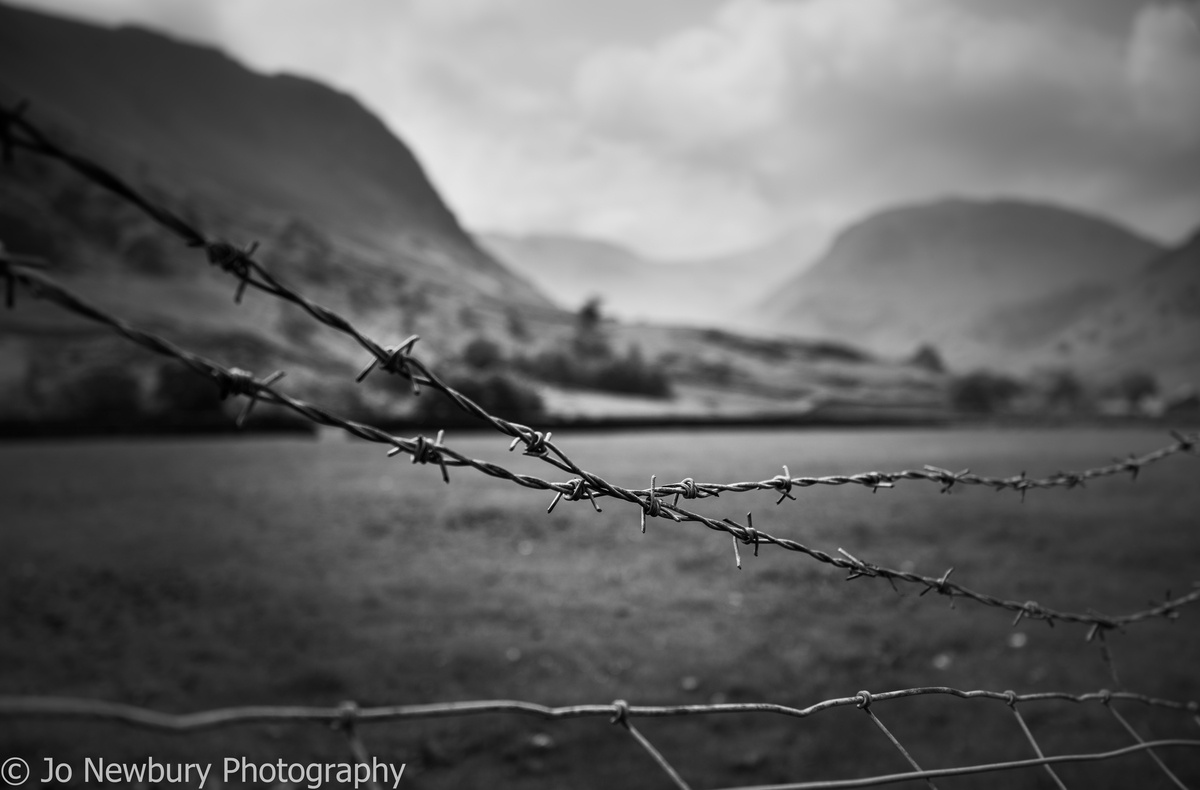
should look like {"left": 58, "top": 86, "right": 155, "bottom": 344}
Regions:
{"left": 14, "top": 0, "right": 1200, "bottom": 258}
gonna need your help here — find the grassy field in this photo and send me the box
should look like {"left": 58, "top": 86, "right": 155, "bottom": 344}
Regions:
{"left": 1, "top": 426, "right": 1198, "bottom": 788}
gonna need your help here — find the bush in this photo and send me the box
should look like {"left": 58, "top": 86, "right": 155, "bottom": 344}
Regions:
{"left": 71, "top": 365, "right": 144, "bottom": 421}
{"left": 908, "top": 344, "right": 945, "bottom": 373}
{"left": 1114, "top": 371, "right": 1158, "bottom": 406}
{"left": 1041, "top": 368, "right": 1087, "bottom": 412}
{"left": 950, "top": 371, "right": 1024, "bottom": 414}
{"left": 155, "top": 363, "right": 225, "bottom": 415}
{"left": 517, "top": 345, "right": 671, "bottom": 398}
{"left": 413, "top": 373, "right": 544, "bottom": 428}
{"left": 461, "top": 338, "right": 504, "bottom": 370}
{"left": 595, "top": 346, "right": 671, "bottom": 397}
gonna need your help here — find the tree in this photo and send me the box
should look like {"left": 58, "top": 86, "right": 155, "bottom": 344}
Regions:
{"left": 1043, "top": 368, "right": 1086, "bottom": 412}
{"left": 578, "top": 297, "right": 602, "bottom": 331}
{"left": 908, "top": 344, "right": 945, "bottom": 374}
{"left": 155, "top": 362, "right": 225, "bottom": 415}
{"left": 950, "top": 371, "right": 1023, "bottom": 414}
{"left": 573, "top": 297, "right": 610, "bottom": 359}
{"left": 1115, "top": 371, "right": 1158, "bottom": 407}
{"left": 461, "top": 338, "right": 503, "bottom": 370}
{"left": 73, "top": 365, "right": 143, "bottom": 421}
{"left": 413, "top": 373, "right": 544, "bottom": 427}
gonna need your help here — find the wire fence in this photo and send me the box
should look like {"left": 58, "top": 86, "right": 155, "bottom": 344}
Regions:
{"left": 2, "top": 101, "right": 1199, "bottom": 788}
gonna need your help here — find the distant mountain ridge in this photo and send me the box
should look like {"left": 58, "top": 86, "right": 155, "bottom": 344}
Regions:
{"left": 753, "top": 198, "right": 1163, "bottom": 369}
{"left": 480, "top": 229, "right": 814, "bottom": 326}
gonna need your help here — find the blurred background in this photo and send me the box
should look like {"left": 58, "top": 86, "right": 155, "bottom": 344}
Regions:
{"left": 1, "top": 1, "right": 1198, "bottom": 787}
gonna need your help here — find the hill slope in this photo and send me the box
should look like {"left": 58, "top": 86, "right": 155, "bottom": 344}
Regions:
{"left": 1033, "top": 228, "right": 1200, "bottom": 387}
{"left": 754, "top": 199, "right": 1161, "bottom": 368}
{"left": 0, "top": 2, "right": 548, "bottom": 308}
{"left": 0, "top": 3, "right": 947, "bottom": 426}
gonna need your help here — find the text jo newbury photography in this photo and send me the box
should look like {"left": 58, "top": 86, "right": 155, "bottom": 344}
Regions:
{"left": 24, "top": 757, "right": 406, "bottom": 788}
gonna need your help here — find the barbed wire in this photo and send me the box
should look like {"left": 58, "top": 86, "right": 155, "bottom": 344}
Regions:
{"left": 4, "top": 103, "right": 1197, "bottom": 514}
{"left": 4, "top": 100, "right": 1200, "bottom": 788}
{"left": 4, "top": 256, "right": 1199, "bottom": 634}
{"left": 2, "top": 687, "right": 1198, "bottom": 790}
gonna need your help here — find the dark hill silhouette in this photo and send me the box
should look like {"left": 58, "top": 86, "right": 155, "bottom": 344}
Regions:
{"left": 0, "top": 2, "right": 545, "bottom": 306}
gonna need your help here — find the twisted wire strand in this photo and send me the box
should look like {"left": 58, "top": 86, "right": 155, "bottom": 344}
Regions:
{"left": 3, "top": 257, "right": 1199, "bottom": 632}
{"left": 4, "top": 692, "right": 1199, "bottom": 789}
{"left": 4, "top": 104, "right": 1200, "bottom": 789}
{"left": 1, "top": 686, "right": 1195, "bottom": 730}
{"left": 4, "top": 104, "right": 1196, "bottom": 510}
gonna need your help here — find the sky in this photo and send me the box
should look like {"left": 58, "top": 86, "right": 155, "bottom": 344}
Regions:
{"left": 13, "top": 0, "right": 1200, "bottom": 259}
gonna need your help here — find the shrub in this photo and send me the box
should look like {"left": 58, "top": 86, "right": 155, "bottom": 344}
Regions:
{"left": 1041, "top": 368, "right": 1087, "bottom": 412}
{"left": 155, "top": 363, "right": 225, "bottom": 415}
{"left": 516, "top": 345, "right": 671, "bottom": 398}
{"left": 950, "top": 371, "right": 1024, "bottom": 414}
{"left": 908, "top": 343, "right": 945, "bottom": 373}
{"left": 461, "top": 338, "right": 504, "bottom": 370}
{"left": 1114, "top": 371, "right": 1158, "bottom": 406}
{"left": 71, "top": 365, "right": 144, "bottom": 421}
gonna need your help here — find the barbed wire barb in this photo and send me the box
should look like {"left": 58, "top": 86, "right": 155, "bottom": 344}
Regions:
{"left": 5, "top": 99, "right": 1200, "bottom": 788}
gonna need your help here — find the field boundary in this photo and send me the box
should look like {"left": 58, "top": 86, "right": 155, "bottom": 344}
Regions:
{"left": 3, "top": 102, "right": 1200, "bottom": 788}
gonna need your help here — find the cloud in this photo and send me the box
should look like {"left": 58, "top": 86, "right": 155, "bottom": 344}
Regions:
{"left": 569, "top": 0, "right": 1200, "bottom": 249}
{"left": 1127, "top": 2, "right": 1200, "bottom": 141}
{"left": 12, "top": 0, "right": 1200, "bottom": 256}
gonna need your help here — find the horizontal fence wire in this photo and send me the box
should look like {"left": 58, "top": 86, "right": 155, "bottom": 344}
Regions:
{"left": 3, "top": 690, "right": 1199, "bottom": 790}
{"left": 3, "top": 257, "right": 1200, "bottom": 634}
{"left": 3, "top": 101, "right": 1200, "bottom": 788}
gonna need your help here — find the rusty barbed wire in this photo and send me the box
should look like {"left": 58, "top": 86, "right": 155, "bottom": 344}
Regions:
{"left": 2, "top": 687, "right": 1198, "bottom": 790}
{"left": 4, "top": 256, "right": 1200, "bottom": 634}
{"left": 4, "top": 103, "right": 1197, "bottom": 514}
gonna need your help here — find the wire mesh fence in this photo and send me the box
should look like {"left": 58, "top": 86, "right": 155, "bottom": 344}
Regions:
{"left": 1, "top": 102, "right": 1199, "bottom": 788}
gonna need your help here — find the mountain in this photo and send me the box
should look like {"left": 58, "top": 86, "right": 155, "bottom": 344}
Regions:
{"left": 0, "top": 2, "right": 548, "bottom": 309}
{"left": 754, "top": 198, "right": 1162, "bottom": 368}
{"left": 0, "top": 2, "right": 563, "bottom": 424}
{"left": 479, "top": 229, "right": 813, "bottom": 327}
{"left": 1033, "top": 228, "right": 1200, "bottom": 387}
{"left": 0, "top": 3, "right": 947, "bottom": 427}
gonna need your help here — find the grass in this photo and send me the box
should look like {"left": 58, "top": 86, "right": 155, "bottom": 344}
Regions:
{"left": 1, "top": 426, "right": 1198, "bottom": 788}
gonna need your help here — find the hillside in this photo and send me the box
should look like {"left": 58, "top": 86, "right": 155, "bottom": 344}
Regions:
{"left": 754, "top": 199, "right": 1162, "bottom": 368}
{"left": 1032, "top": 228, "right": 1200, "bottom": 387}
{"left": 0, "top": 3, "right": 546, "bottom": 307}
{"left": 0, "top": 3, "right": 947, "bottom": 428}
{"left": 480, "top": 230, "right": 811, "bottom": 328}
{"left": 0, "top": 1, "right": 564, "bottom": 422}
